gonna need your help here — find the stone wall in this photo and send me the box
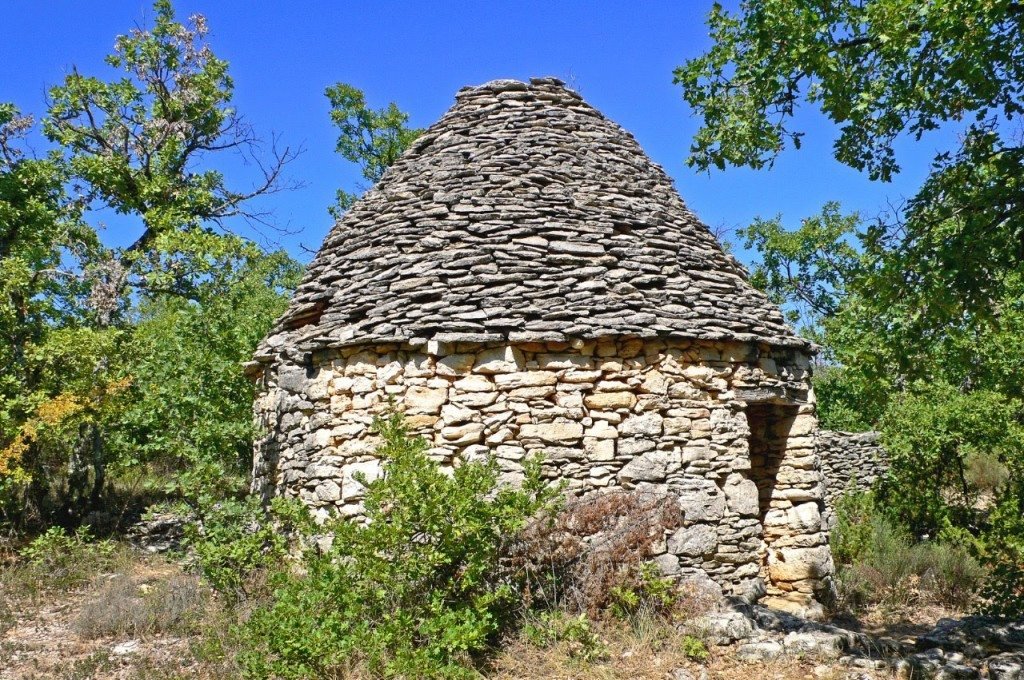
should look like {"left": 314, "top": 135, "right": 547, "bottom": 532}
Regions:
{"left": 816, "top": 430, "right": 888, "bottom": 527}
{"left": 252, "top": 336, "right": 833, "bottom": 613}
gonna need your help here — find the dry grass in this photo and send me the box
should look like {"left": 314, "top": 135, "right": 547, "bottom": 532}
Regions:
{"left": 74, "top": 570, "right": 206, "bottom": 639}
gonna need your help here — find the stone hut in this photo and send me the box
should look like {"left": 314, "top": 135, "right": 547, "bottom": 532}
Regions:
{"left": 249, "top": 78, "right": 833, "bottom": 614}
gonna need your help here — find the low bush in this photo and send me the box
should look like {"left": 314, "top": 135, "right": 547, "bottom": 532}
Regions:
{"left": 507, "top": 488, "right": 684, "bottom": 617}
{"left": 74, "top": 571, "right": 207, "bottom": 638}
{"left": 234, "top": 414, "right": 559, "bottom": 679}
{"left": 832, "top": 491, "right": 985, "bottom": 612}
{"left": 6, "top": 526, "right": 127, "bottom": 597}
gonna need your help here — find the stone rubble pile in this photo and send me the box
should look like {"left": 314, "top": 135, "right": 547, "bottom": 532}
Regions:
{"left": 684, "top": 606, "right": 1024, "bottom": 679}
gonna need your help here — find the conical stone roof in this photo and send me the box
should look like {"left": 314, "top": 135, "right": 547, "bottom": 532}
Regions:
{"left": 255, "top": 77, "right": 807, "bottom": 363}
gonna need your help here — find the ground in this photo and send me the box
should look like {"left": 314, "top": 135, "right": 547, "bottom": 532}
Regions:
{"left": 0, "top": 541, "right": 929, "bottom": 680}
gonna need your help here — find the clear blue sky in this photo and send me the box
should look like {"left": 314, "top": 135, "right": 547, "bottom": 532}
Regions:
{"left": 2, "top": 1, "right": 949, "bottom": 267}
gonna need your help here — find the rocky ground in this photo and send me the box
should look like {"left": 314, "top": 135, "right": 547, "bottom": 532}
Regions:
{"left": 1, "top": 525, "right": 1021, "bottom": 680}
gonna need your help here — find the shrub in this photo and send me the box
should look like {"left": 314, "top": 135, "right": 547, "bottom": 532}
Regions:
{"left": 187, "top": 495, "right": 312, "bottom": 601}
{"left": 74, "top": 572, "right": 207, "bottom": 638}
{"left": 15, "top": 526, "right": 120, "bottom": 593}
{"left": 506, "top": 488, "right": 683, "bottom": 617}
{"left": 236, "top": 414, "right": 558, "bottom": 679}
{"left": 522, "top": 611, "right": 607, "bottom": 663}
{"left": 680, "top": 634, "right": 709, "bottom": 662}
{"left": 832, "top": 492, "right": 985, "bottom": 612}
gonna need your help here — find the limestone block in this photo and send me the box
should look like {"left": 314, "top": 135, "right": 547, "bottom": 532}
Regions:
{"left": 453, "top": 374, "right": 494, "bottom": 392}
{"left": 351, "top": 377, "right": 375, "bottom": 394}
{"left": 618, "top": 451, "right": 674, "bottom": 483}
{"left": 330, "top": 394, "right": 352, "bottom": 414}
{"left": 474, "top": 346, "right": 525, "bottom": 374}
{"left": 494, "top": 371, "right": 557, "bottom": 388}
{"left": 653, "top": 553, "right": 681, "bottom": 576}
{"left": 405, "top": 386, "right": 448, "bottom": 415}
{"left": 377, "top": 361, "right": 403, "bottom": 384}
{"left": 584, "top": 437, "right": 615, "bottom": 461}
{"left": 537, "top": 353, "right": 593, "bottom": 370}
{"left": 519, "top": 421, "right": 584, "bottom": 443}
{"left": 440, "top": 404, "right": 476, "bottom": 425}
{"left": 450, "top": 391, "right": 498, "bottom": 407}
{"left": 441, "top": 423, "right": 484, "bottom": 445}
{"left": 767, "top": 545, "right": 833, "bottom": 583}
{"left": 436, "top": 353, "right": 476, "bottom": 376}
{"left": 640, "top": 369, "right": 668, "bottom": 394}
{"left": 677, "top": 478, "right": 726, "bottom": 522}
{"left": 561, "top": 369, "right": 603, "bottom": 384}
{"left": 668, "top": 524, "right": 718, "bottom": 557}
{"left": 584, "top": 391, "right": 636, "bottom": 409}
{"left": 617, "top": 438, "right": 657, "bottom": 455}
{"left": 342, "top": 459, "right": 381, "bottom": 500}
{"left": 663, "top": 417, "right": 692, "bottom": 435}
{"left": 315, "top": 480, "right": 342, "bottom": 503}
{"left": 619, "top": 413, "right": 663, "bottom": 437}
{"left": 724, "top": 473, "right": 760, "bottom": 516}
{"left": 585, "top": 420, "right": 618, "bottom": 439}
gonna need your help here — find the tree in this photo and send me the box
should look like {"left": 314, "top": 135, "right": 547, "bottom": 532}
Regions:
{"left": 676, "top": 0, "right": 1024, "bottom": 337}
{"left": 325, "top": 83, "right": 421, "bottom": 218}
{"left": 44, "top": 0, "right": 297, "bottom": 295}
{"left": 2, "top": 2, "right": 304, "bottom": 528}
{"left": 0, "top": 105, "right": 110, "bottom": 524}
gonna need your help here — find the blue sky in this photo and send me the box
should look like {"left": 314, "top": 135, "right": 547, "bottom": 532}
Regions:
{"left": 2, "top": 1, "right": 950, "bottom": 267}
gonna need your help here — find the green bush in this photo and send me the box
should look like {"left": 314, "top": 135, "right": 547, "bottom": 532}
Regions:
{"left": 832, "top": 491, "right": 985, "bottom": 612}
{"left": 681, "top": 634, "right": 709, "bottom": 662}
{"left": 236, "top": 414, "right": 558, "bottom": 679}
{"left": 187, "top": 495, "right": 312, "bottom": 602}
{"left": 522, "top": 611, "right": 607, "bottom": 663}
{"left": 17, "top": 526, "right": 119, "bottom": 592}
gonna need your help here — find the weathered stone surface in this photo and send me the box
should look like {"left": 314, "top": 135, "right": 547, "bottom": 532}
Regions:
{"left": 724, "top": 473, "right": 760, "bottom": 517}
{"left": 519, "top": 422, "right": 584, "bottom": 443}
{"left": 668, "top": 524, "right": 718, "bottom": 557}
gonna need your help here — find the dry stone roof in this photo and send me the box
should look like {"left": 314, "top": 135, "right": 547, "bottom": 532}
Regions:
{"left": 255, "top": 77, "right": 807, "bottom": 364}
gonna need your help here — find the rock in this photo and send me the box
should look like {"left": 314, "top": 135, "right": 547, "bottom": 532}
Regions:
{"left": 677, "top": 478, "right": 726, "bottom": 522}
{"left": 735, "top": 639, "right": 785, "bottom": 661}
{"left": 619, "top": 413, "right": 663, "bottom": 437}
{"left": 618, "top": 451, "right": 672, "bottom": 483}
{"left": 128, "top": 510, "right": 189, "bottom": 554}
{"left": 988, "top": 653, "right": 1024, "bottom": 680}
{"left": 723, "top": 473, "right": 760, "bottom": 516}
{"left": 782, "top": 631, "right": 846, "bottom": 659}
{"left": 519, "top": 421, "right": 584, "bottom": 443}
{"left": 112, "top": 640, "right": 141, "bottom": 655}
{"left": 405, "top": 386, "right": 448, "bottom": 414}
{"left": 690, "top": 611, "right": 757, "bottom": 646}
{"left": 474, "top": 346, "right": 525, "bottom": 374}
{"left": 583, "top": 391, "right": 637, "bottom": 409}
{"left": 668, "top": 524, "right": 718, "bottom": 557}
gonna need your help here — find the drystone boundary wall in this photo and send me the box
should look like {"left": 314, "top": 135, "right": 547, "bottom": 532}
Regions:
{"left": 252, "top": 336, "right": 833, "bottom": 612}
{"left": 816, "top": 430, "right": 888, "bottom": 528}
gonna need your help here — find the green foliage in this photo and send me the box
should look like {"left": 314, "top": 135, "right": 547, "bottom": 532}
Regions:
{"left": 107, "top": 238, "right": 299, "bottom": 498}
{"left": 680, "top": 634, "right": 709, "bottom": 662}
{"left": 17, "top": 526, "right": 119, "bottom": 592}
{"left": 188, "top": 495, "right": 309, "bottom": 602}
{"left": 831, "top": 489, "right": 985, "bottom": 612}
{"left": 45, "top": 0, "right": 293, "bottom": 247}
{"left": 739, "top": 202, "right": 862, "bottom": 340}
{"left": 608, "top": 563, "right": 678, "bottom": 620}
{"left": 325, "top": 83, "right": 421, "bottom": 217}
{"left": 2, "top": 2, "right": 302, "bottom": 529}
{"left": 877, "top": 381, "right": 1024, "bottom": 537}
{"left": 522, "top": 612, "right": 607, "bottom": 663}
{"left": 236, "top": 415, "right": 558, "bottom": 678}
